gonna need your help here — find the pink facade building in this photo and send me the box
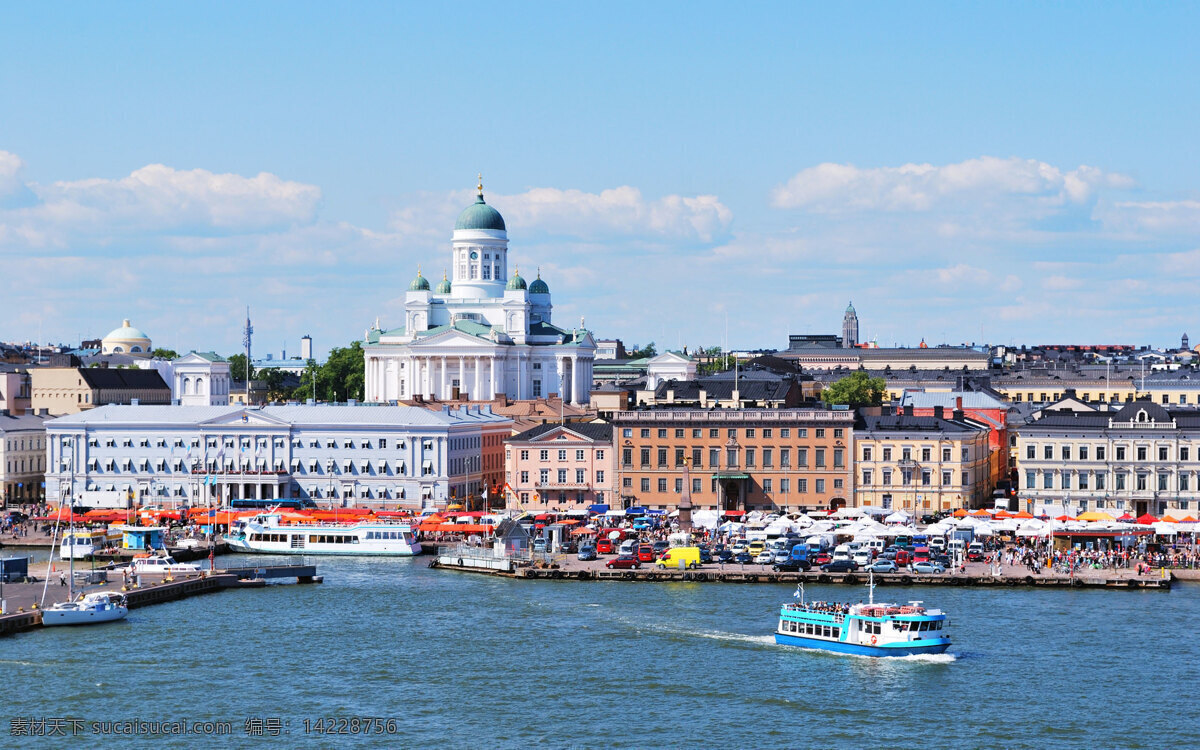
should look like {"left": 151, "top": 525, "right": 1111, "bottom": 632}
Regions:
{"left": 504, "top": 423, "right": 614, "bottom": 511}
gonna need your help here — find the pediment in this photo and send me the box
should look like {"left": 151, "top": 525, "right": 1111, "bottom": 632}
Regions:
{"left": 411, "top": 329, "right": 496, "bottom": 348}
{"left": 199, "top": 409, "right": 289, "bottom": 427}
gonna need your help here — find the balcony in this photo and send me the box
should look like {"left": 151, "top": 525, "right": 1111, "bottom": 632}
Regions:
{"left": 534, "top": 481, "right": 591, "bottom": 490}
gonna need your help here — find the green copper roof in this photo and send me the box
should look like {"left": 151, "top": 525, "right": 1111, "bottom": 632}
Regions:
{"left": 455, "top": 194, "right": 506, "bottom": 231}
{"left": 846, "top": 301, "right": 856, "bottom": 313}
{"left": 528, "top": 271, "right": 549, "bottom": 295}
{"left": 434, "top": 273, "right": 452, "bottom": 294}
{"left": 506, "top": 271, "right": 527, "bottom": 291}
{"left": 409, "top": 272, "right": 430, "bottom": 291}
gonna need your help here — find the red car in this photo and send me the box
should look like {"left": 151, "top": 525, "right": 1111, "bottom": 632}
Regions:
{"left": 605, "top": 554, "right": 641, "bottom": 569}
{"left": 597, "top": 538, "right": 616, "bottom": 555}
{"left": 637, "top": 544, "right": 655, "bottom": 563}
{"left": 811, "top": 552, "right": 832, "bottom": 566}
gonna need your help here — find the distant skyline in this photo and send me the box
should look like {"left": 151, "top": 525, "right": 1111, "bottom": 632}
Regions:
{"left": 2, "top": 3, "right": 1199, "bottom": 358}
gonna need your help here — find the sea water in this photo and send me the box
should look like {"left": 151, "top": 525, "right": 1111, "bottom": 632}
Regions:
{"left": 4, "top": 554, "right": 1196, "bottom": 748}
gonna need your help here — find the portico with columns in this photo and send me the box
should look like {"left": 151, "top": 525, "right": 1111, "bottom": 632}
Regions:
{"left": 364, "top": 178, "right": 596, "bottom": 405}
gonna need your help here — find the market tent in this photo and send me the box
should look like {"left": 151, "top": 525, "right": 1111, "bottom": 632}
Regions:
{"left": 1179, "top": 515, "right": 1198, "bottom": 523}
{"left": 1135, "top": 513, "right": 1158, "bottom": 525}
{"left": 1055, "top": 515, "right": 1076, "bottom": 522}
{"left": 969, "top": 509, "right": 992, "bottom": 517}
{"left": 1160, "top": 515, "right": 1182, "bottom": 523}
{"left": 1077, "top": 511, "right": 1115, "bottom": 522}
{"left": 1012, "top": 511, "right": 1035, "bottom": 519}
{"left": 1152, "top": 522, "right": 1178, "bottom": 536}
{"left": 883, "top": 511, "right": 911, "bottom": 524}
{"left": 571, "top": 526, "right": 597, "bottom": 536}
{"left": 565, "top": 508, "right": 589, "bottom": 517}
{"left": 1115, "top": 513, "right": 1136, "bottom": 522}
{"left": 833, "top": 507, "right": 865, "bottom": 518}
{"left": 952, "top": 509, "right": 969, "bottom": 518}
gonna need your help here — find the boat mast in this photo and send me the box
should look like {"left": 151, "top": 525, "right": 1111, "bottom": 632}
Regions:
{"left": 868, "top": 569, "right": 875, "bottom": 606}
{"left": 68, "top": 515, "right": 75, "bottom": 602}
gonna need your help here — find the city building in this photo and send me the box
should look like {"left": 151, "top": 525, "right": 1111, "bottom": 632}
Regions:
{"left": 853, "top": 406, "right": 992, "bottom": 513}
{"left": 100, "top": 319, "right": 153, "bottom": 358}
{"left": 637, "top": 371, "right": 804, "bottom": 409}
{"left": 136, "top": 352, "right": 233, "bottom": 406}
{"left": 31, "top": 368, "right": 172, "bottom": 415}
{"left": 363, "top": 179, "right": 596, "bottom": 405}
{"left": 43, "top": 403, "right": 511, "bottom": 510}
{"left": 612, "top": 408, "right": 855, "bottom": 513}
{"left": 842, "top": 302, "right": 859, "bottom": 348}
{"left": 252, "top": 336, "right": 316, "bottom": 375}
{"left": 0, "top": 367, "right": 31, "bottom": 415}
{"left": 1014, "top": 400, "right": 1200, "bottom": 518}
{"left": 595, "top": 339, "right": 627, "bottom": 360}
{"left": 643, "top": 352, "right": 698, "bottom": 389}
{"left": 1, "top": 411, "right": 49, "bottom": 506}
{"left": 896, "top": 390, "right": 1013, "bottom": 491}
{"left": 504, "top": 422, "right": 614, "bottom": 511}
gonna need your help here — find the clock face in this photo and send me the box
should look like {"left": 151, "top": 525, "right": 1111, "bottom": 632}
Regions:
{"left": 469, "top": 251, "right": 478, "bottom": 260}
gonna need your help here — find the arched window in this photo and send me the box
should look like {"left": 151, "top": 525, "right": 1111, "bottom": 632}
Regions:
{"left": 197, "top": 377, "right": 205, "bottom": 394}
{"left": 112, "top": 346, "right": 124, "bottom": 353}
{"left": 183, "top": 377, "right": 191, "bottom": 395}
{"left": 131, "top": 346, "right": 142, "bottom": 352}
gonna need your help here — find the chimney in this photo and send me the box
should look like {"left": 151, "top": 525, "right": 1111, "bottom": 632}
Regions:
{"left": 698, "top": 387, "right": 707, "bottom": 407}
{"left": 955, "top": 396, "right": 963, "bottom": 411}
{"left": 903, "top": 404, "right": 914, "bottom": 417}
{"left": 666, "top": 389, "right": 675, "bottom": 404}
{"left": 933, "top": 405, "right": 944, "bottom": 419}
{"left": 953, "top": 409, "right": 965, "bottom": 421}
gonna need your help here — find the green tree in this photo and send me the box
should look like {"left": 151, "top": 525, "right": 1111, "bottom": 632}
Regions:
{"left": 822, "top": 371, "right": 887, "bottom": 406}
{"left": 260, "top": 368, "right": 293, "bottom": 401}
{"left": 697, "top": 346, "right": 734, "bottom": 375}
{"left": 628, "top": 341, "right": 657, "bottom": 359}
{"left": 291, "top": 360, "right": 319, "bottom": 402}
{"left": 227, "top": 353, "right": 254, "bottom": 382}
{"left": 150, "top": 348, "right": 179, "bottom": 360}
{"left": 322, "top": 341, "right": 365, "bottom": 402}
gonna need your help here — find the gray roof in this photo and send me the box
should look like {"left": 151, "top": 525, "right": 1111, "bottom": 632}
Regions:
{"left": 653, "top": 377, "right": 796, "bottom": 402}
{"left": 79, "top": 368, "right": 170, "bottom": 391}
{"left": 898, "top": 391, "right": 1007, "bottom": 410}
{"left": 0, "top": 412, "right": 49, "bottom": 433}
{"left": 47, "top": 404, "right": 511, "bottom": 428}
{"left": 856, "top": 414, "right": 986, "bottom": 434}
{"left": 509, "top": 422, "right": 613, "bottom": 443}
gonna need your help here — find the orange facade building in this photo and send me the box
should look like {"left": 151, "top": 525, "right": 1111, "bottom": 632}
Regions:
{"left": 611, "top": 408, "right": 855, "bottom": 513}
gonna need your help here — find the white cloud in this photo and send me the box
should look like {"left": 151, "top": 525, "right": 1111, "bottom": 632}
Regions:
{"left": 0, "top": 150, "right": 23, "bottom": 198}
{"left": 771, "top": 156, "right": 1133, "bottom": 213}
{"left": 390, "top": 185, "right": 732, "bottom": 245}
{"left": 1097, "top": 200, "right": 1200, "bottom": 235}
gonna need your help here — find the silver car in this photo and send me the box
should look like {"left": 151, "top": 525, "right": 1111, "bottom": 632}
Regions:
{"left": 772, "top": 550, "right": 792, "bottom": 565}
{"left": 754, "top": 551, "right": 775, "bottom": 565}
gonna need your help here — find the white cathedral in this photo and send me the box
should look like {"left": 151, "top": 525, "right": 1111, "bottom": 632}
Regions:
{"left": 364, "top": 180, "right": 596, "bottom": 405}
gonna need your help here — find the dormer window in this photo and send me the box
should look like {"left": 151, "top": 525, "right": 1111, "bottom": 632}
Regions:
{"left": 1137, "top": 409, "right": 1149, "bottom": 423}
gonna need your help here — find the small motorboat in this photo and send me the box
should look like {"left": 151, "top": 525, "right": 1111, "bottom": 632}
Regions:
{"left": 41, "top": 592, "right": 129, "bottom": 627}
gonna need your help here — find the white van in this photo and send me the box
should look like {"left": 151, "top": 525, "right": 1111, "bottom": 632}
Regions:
{"left": 947, "top": 539, "right": 967, "bottom": 556}
{"left": 618, "top": 539, "right": 638, "bottom": 556}
{"left": 832, "top": 544, "right": 852, "bottom": 562}
{"left": 861, "top": 538, "right": 885, "bottom": 554}
{"left": 928, "top": 537, "right": 946, "bottom": 553}
{"left": 852, "top": 549, "right": 873, "bottom": 567}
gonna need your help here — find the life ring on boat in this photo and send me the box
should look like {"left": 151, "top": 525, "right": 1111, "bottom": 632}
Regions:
{"left": 456, "top": 558, "right": 463, "bottom": 567}
{"left": 870, "top": 635, "right": 877, "bottom": 646}
{"left": 900, "top": 575, "right": 912, "bottom": 585}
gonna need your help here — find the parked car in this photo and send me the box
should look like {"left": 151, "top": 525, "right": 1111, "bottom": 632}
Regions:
{"left": 852, "top": 550, "right": 873, "bottom": 567}
{"left": 931, "top": 554, "right": 951, "bottom": 567}
{"left": 967, "top": 542, "right": 986, "bottom": 562}
{"left": 868, "top": 559, "right": 899, "bottom": 574}
{"left": 637, "top": 544, "right": 656, "bottom": 563}
{"left": 754, "top": 551, "right": 775, "bottom": 565}
{"left": 733, "top": 551, "right": 753, "bottom": 564}
{"left": 717, "top": 548, "right": 734, "bottom": 563}
{"left": 747, "top": 541, "right": 767, "bottom": 557}
{"left": 910, "top": 561, "right": 947, "bottom": 574}
{"left": 731, "top": 541, "right": 749, "bottom": 555}
{"left": 561, "top": 541, "right": 578, "bottom": 554}
{"left": 577, "top": 545, "right": 597, "bottom": 561}
{"left": 772, "top": 550, "right": 792, "bottom": 565}
{"left": 811, "top": 552, "right": 832, "bottom": 566}
{"left": 820, "top": 559, "right": 859, "bottom": 573}
{"left": 652, "top": 540, "right": 670, "bottom": 556}
{"left": 532, "top": 538, "right": 548, "bottom": 553}
{"left": 773, "top": 559, "right": 811, "bottom": 572}
{"left": 596, "top": 538, "right": 616, "bottom": 555}
{"left": 698, "top": 547, "right": 713, "bottom": 564}
{"left": 606, "top": 555, "right": 641, "bottom": 570}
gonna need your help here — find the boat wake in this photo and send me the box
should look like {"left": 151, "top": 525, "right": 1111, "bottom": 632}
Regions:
{"left": 778, "top": 643, "right": 958, "bottom": 663}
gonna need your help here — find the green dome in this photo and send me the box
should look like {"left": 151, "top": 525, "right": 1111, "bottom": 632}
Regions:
{"left": 409, "top": 269, "right": 430, "bottom": 291}
{"left": 506, "top": 270, "right": 527, "bottom": 291}
{"left": 455, "top": 194, "right": 506, "bottom": 232}
{"left": 529, "top": 272, "right": 549, "bottom": 295}
{"left": 434, "top": 272, "right": 452, "bottom": 294}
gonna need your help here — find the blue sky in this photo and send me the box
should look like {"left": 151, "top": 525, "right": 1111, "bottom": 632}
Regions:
{"left": 2, "top": 2, "right": 1199, "bottom": 357}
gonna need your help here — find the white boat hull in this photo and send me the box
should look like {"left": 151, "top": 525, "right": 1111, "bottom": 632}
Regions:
{"left": 42, "top": 603, "right": 128, "bottom": 627}
{"left": 225, "top": 537, "right": 421, "bottom": 556}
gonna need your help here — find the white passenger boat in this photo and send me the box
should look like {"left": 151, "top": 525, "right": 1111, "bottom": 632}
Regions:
{"left": 225, "top": 513, "right": 421, "bottom": 556}
{"left": 59, "top": 528, "right": 122, "bottom": 560}
{"left": 41, "top": 592, "right": 129, "bottom": 626}
{"left": 127, "top": 555, "right": 201, "bottom": 575}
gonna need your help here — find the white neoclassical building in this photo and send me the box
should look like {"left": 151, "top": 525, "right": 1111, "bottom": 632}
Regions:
{"left": 364, "top": 180, "right": 596, "bottom": 405}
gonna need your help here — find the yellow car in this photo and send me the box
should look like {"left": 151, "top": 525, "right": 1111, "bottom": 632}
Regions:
{"left": 747, "top": 541, "right": 766, "bottom": 557}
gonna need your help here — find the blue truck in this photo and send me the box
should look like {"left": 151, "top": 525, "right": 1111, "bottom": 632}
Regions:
{"left": 772, "top": 544, "right": 812, "bottom": 572}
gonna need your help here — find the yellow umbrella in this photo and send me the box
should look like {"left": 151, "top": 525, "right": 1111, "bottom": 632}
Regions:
{"left": 1077, "top": 511, "right": 1115, "bottom": 522}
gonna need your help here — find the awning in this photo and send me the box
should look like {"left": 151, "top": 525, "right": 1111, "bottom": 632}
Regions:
{"left": 626, "top": 507, "right": 647, "bottom": 515}
{"left": 646, "top": 509, "right": 665, "bottom": 515}
{"left": 714, "top": 473, "right": 750, "bottom": 480}
{"left": 588, "top": 504, "right": 610, "bottom": 514}
{"left": 722, "top": 510, "right": 746, "bottom": 517}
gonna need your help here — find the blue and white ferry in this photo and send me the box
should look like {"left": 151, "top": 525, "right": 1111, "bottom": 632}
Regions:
{"left": 775, "top": 576, "right": 950, "bottom": 657}
{"left": 225, "top": 512, "right": 421, "bottom": 557}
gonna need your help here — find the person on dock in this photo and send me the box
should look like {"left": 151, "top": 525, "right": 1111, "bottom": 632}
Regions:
{"left": 58, "top": 571, "right": 67, "bottom": 587}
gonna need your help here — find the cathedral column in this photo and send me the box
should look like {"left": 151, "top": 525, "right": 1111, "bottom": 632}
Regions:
{"left": 458, "top": 355, "right": 466, "bottom": 397}
{"left": 440, "top": 358, "right": 448, "bottom": 400}
{"left": 570, "top": 356, "right": 578, "bottom": 405}
{"left": 555, "top": 357, "right": 565, "bottom": 401}
{"left": 489, "top": 357, "right": 497, "bottom": 400}
{"left": 473, "top": 356, "right": 481, "bottom": 401}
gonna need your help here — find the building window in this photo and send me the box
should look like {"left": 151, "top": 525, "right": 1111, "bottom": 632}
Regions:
{"left": 692, "top": 448, "right": 702, "bottom": 466}
{"left": 1136, "top": 474, "right": 1148, "bottom": 492}
{"left": 1062, "top": 446, "right": 1071, "bottom": 460}
{"left": 674, "top": 478, "right": 682, "bottom": 493}
{"left": 558, "top": 449, "right": 568, "bottom": 461}
{"left": 1158, "top": 473, "right": 1169, "bottom": 491}
{"left": 710, "top": 429, "right": 719, "bottom": 438}
{"left": 709, "top": 448, "right": 719, "bottom": 467}
{"left": 882, "top": 469, "right": 892, "bottom": 485}
{"left": 657, "top": 449, "right": 668, "bottom": 467}
{"left": 576, "top": 449, "right": 585, "bottom": 461}
{"left": 1044, "top": 445, "right": 1053, "bottom": 460}
{"left": 1079, "top": 473, "right": 1089, "bottom": 490}
{"left": 834, "top": 428, "right": 843, "bottom": 438}
{"left": 1182, "top": 447, "right": 1191, "bottom": 461}
{"left": 1043, "top": 472, "right": 1053, "bottom": 489}
{"left": 921, "top": 447, "right": 931, "bottom": 462}
{"left": 921, "top": 469, "right": 931, "bottom": 486}
{"left": 763, "top": 479, "right": 772, "bottom": 493}
{"left": 1026, "top": 445, "right": 1035, "bottom": 460}
{"left": 745, "top": 449, "right": 756, "bottom": 468}
{"left": 520, "top": 450, "right": 529, "bottom": 461}
{"left": 657, "top": 478, "right": 667, "bottom": 493}
{"left": 727, "top": 450, "right": 738, "bottom": 467}
{"left": 780, "top": 478, "right": 790, "bottom": 493}
{"left": 862, "top": 470, "right": 872, "bottom": 486}
{"left": 815, "top": 479, "right": 825, "bottom": 494}
{"left": 1062, "top": 473, "right": 1072, "bottom": 490}
{"left": 1137, "top": 446, "right": 1147, "bottom": 462}
{"left": 539, "top": 450, "right": 549, "bottom": 461}
{"left": 798, "top": 449, "right": 808, "bottom": 468}
{"left": 780, "top": 449, "right": 791, "bottom": 468}
{"left": 1079, "top": 446, "right": 1089, "bottom": 461}
{"left": 1158, "top": 446, "right": 1169, "bottom": 461}
{"left": 763, "top": 449, "right": 773, "bottom": 468}
{"left": 623, "top": 428, "right": 632, "bottom": 438}
{"left": 1115, "top": 473, "right": 1125, "bottom": 491}
{"left": 863, "top": 446, "right": 873, "bottom": 461}
{"left": 540, "top": 469, "right": 549, "bottom": 484}
{"left": 623, "top": 477, "right": 632, "bottom": 488}
{"left": 781, "top": 429, "right": 790, "bottom": 438}
{"left": 833, "top": 449, "right": 844, "bottom": 468}
{"left": 1096, "top": 473, "right": 1106, "bottom": 490}
{"left": 882, "top": 447, "right": 892, "bottom": 462}
{"left": 1097, "top": 446, "right": 1106, "bottom": 461}
{"left": 797, "top": 479, "right": 808, "bottom": 493}
{"left": 576, "top": 469, "right": 586, "bottom": 484}
{"left": 692, "top": 477, "right": 701, "bottom": 493}
{"left": 762, "top": 428, "right": 772, "bottom": 438}
{"left": 675, "top": 449, "right": 685, "bottom": 466}
{"left": 520, "top": 471, "right": 529, "bottom": 483}
{"left": 815, "top": 449, "right": 825, "bottom": 468}
{"left": 797, "top": 429, "right": 808, "bottom": 438}
{"left": 640, "top": 478, "right": 650, "bottom": 492}
{"left": 640, "top": 448, "right": 650, "bottom": 467}
{"left": 1116, "top": 446, "right": 1126, "bottom": 461}
{"left": 640, "top": 429, "right": 650, "bottom": 438}
{"left": 658, "top": 429, "right": 667, "bottom": 438}
{"left": 1181, "top": 474, "right": 1190, "bottom": 491}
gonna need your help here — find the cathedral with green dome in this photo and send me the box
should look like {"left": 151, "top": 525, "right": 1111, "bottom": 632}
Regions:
{"left": 364, "top": 178, "right": 596, "bottom": 405}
